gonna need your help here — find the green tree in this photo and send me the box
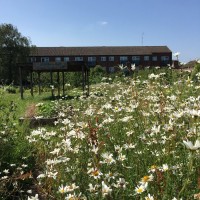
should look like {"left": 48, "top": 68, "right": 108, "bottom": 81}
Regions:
{"left": 0, "top": 23, "right": 32, "bottom": 84}
{"left": 90, "top": 65, "right": 107, "bottom": 84}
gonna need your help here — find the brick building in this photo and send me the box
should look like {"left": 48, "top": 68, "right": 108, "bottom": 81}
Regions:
{"left": 29, "top": 46, "right": 172, "bottom": 72}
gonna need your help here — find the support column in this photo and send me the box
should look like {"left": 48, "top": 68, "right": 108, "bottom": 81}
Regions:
{"left": 84, "top": 70, "right": 87, "bottom": 96}
{"left": 86, "top": 70, "right": 89, "bottom": 96}
{"left": 38, "top": 72, "right": 41, "bottom": 95}
{"left": 50, "top": 71, "right": 54, "bottom": 97}
{"left": 62, "top": 71, "right": 65, "bottom": 96}
{"left": 30, "top": 71, "right": 33, "bottom": 97}
{"left": 57, "top": 71, "right": 60, "bottom": 97}
{"left": 19, "top": 66, "right": 23, "bottom": 99}
{"left": 82, "top": 65, "right": 85, "bottom": 94}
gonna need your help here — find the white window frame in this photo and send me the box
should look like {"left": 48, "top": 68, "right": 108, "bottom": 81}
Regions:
{"left": 88, "top": 57, "right": 96, "bottom": 62}
{"left": 41, "top": 57, "right": 49, "bottom": 63}
{"left": 55, "top": 57, "right": 61, "bottom": 63}
{"left": 109, "top": 67, "right": 115, "bottom": 73}
{"left": 75, "top": 57, "right": 83, "bottom": 61}
{"left": 132, "top": 56, "right": 140, "bottom": 61}
{"left": 161, "top": 56, "right": 169, "bottom": 61}
{"left": 30, "top": 57, "right": 36, "bottom": 62}
{"left": 144, "top": 56, "right": 149, "bottom": 61}
{"left": 109, "top": 56, "right": 114, "bottom": 61}
{"left": 152, "top": 56, "right": 157, "bottom": 61}
{"left": 120, "top": 56, "right": 128, "bottom": 61}
{"left": 101, "top": 56, "right": 107, "bottom": 61}
{"left": 64, "top": 57, "right": 69, "bottom": 62}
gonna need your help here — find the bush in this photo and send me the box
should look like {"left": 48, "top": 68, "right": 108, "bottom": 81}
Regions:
{"left": 90, "top": 65, "right": 107, "bottom": 84}
{"left": 191, "top": 63, "right": 200, "bottom": 81}
{"left": 5, "top": 85, "right": 17, "bottom": 93}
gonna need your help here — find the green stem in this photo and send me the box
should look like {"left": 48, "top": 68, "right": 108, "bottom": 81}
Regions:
{"left": 178, "top": 152, "right": 194, "bottom": 198}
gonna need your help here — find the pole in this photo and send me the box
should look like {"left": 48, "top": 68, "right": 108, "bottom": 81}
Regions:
{"left": 57, "top": 71, "right": 60, "bottom": 97}
{"left": 19, "top": 66, "right": 23, "bottom": 99}
{"left": 82, "top": 65, "right": 85, "bottom": 95}
{"left": 30, "top": 71, "right": 33, "bottom": 96}
{"left": 87, "top": 69, "right": 89, "bottom": 96}
{"left": 50, "top": 71, "right": 54, "bottom": 97}
{"left": 62, "top": 71, "right": 65, "bottom": 96}
{"left": 38, "top": 72, "right": 41, "bottom": 95}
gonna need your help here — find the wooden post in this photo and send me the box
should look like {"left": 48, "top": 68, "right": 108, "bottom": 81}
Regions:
{"left": 19, "top": 66, "right": 23, "bottom": 99}
{"left": 82, "top": 65, "right": 85, "bottom": 94}
{"left": 57, "top": 71, "right": 60, "bottom": 96}
{"left": 30, "top": 71, "right": 33, "bottom": 97}
{"left": 62, "top": 71, "right": 65, "bottom": 96}
{"left": 38, "top": 72, "right": 41, "bottom": 95}
{"left": 84, "top": 70, "right": 87, "bottom": 96}
{"left": 86, "top": 69, "right": 89, "bottom": 96}
{"left": 50, "top": 71, "right": 54, "bottom": 97}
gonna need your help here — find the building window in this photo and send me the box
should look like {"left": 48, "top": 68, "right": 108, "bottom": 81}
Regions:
{"left": 161, "top": 56, "right": 169, "bottom": 61}
{"left": 41, "top": 57, "right": 49, "bottom": 63}
{"left": 132, "top": 56, "right": 140, "bottom": 61}
{"left": 144, "top": 56, "right": 149, "bottom": 61}
{"left": 132, "top": 56, "right": 140, "bottom": 65}
{"left": 152, "top": 56, "right": 157, "bottom": 61}
{"left": 75, "top": 57, "right": 83, "bottom": 61}
{"left": 101, "top": 56, "right": 106, "bottom": 61}
{"left": 88, "top": 57, "right": 96, "bottom": 62}
{"left": 30, "top": 57, "right": 36, "bottom": 63}
{"left": 120, "top": 56, "right": 128, "bottom": 61}
{"left": 64, "top": 57, "right": 69, "bottom": 62}
{"left": 109, "top": 67, "right": 115, "bottom": 73}
{"left": 120, "top": 56, "right": 128, "bottom": 64}
{"left": 88, "top": 57, "right": 96, "bottom": 66}
{"left": 109, "top": 56, "right": 114, "bottom": 61}
{"left": 55, "top": 57, "right": 61, "bottom": 63}
{"left": 161, "top": 56, "right": 169, "bottom": 65}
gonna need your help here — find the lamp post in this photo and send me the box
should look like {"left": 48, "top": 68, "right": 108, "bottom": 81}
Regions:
{"left": 173, "top": 52, "right": 180, "bottom": 61}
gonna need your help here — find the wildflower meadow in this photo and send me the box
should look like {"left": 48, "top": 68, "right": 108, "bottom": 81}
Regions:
{"left": 0, "top": 65, "right": 200, "bottom": 200}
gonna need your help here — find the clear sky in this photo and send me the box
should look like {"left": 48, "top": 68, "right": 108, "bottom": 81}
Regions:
{"left": 0, "top": 0, "right": 199, "bottom": 63}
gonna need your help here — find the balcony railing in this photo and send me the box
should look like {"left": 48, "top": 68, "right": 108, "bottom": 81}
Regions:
{"left": 33, "top": 62, "right": 68, "bottom": 71}
{"left": 33, "top": 61, "right": 88, "bottom": 72}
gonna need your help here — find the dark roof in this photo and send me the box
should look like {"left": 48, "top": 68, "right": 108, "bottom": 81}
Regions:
{"left": 31, "top": 46, "right": 172, "bottom": 56}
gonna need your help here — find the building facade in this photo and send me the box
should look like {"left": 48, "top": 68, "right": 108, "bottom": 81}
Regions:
{"left": 29, "top": 46, "right": 172, "bottom": 72}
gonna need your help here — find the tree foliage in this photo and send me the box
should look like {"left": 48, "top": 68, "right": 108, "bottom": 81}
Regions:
{"left": 0, "top": 23, "right": 32, "bottom": 84}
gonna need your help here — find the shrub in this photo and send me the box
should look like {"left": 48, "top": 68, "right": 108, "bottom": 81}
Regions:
{"left": 5, "top": 85, "right": 17, "bottom": 93}
{"left": 90, "top": 65, "right": 107, "bottom": 84}
{"left": 191, "top": 63, "right": 200, "bottom": 81}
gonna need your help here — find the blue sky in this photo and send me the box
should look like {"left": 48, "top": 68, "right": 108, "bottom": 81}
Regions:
{"left": 0, "top": 0, "right": 199, "bottom": 62}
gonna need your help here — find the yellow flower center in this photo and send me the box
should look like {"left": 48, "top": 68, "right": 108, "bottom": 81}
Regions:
{"left": 137, "top": 188, "right": 143, "bottom": 193}
{"left": 92, "top": 170, "right": 99, "bottom": 176}
{"left": 151, "top": 165, "right": 157, "bottom": 170}
{"left": 142, "top": 176, "right": 150, "bottom": 182}
{"left": 59, "top": 188, "right": 65, "bottom": 193}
